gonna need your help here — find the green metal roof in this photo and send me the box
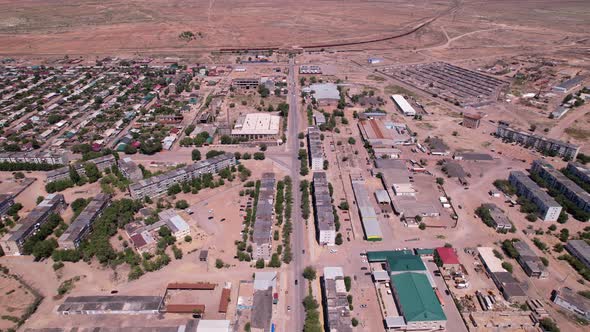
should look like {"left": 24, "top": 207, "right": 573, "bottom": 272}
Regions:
{"left": 391, "top": 272, "right": 446, "bottom": 322}
{"left": 367, "top": 250, "right": 426, "bottom": 272}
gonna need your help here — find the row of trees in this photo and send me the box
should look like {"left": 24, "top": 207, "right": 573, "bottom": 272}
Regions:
{"left": 0, "top": 162, "right": 62, "bottom": 171}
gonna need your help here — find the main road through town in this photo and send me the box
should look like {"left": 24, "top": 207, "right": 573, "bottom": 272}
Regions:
{"left": 287, "top": 56, "right": 306, "bottom": 332}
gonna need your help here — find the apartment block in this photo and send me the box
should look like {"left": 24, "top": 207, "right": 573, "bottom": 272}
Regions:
{"left": 307, "top": 126, "right": 324, "bottom": 171}
{"left": 252, "top": 173, "right": 275, "bottom": 261}
{"left": 118, "top": 157, "right": 143, "bottom": 182}
{"left": 0, "top": 150, "right": 68, "bottom": 165}
{"left": 46, "top": 154, "right": 117, "bottom": 183}
{"left": 509, "top": 171, "right": 562, "bottom": 221}
{"left": 128, "top": 153, "right": 236, "bottom": 199}
{"left": 513, "top": 241, "right": 549, "bottom": 279}
{"left": 565, "top": 240, "right": 590, "bottom": 270}
{"left": 531, "top": 160, "right": 590, "bottom": 213}
{"left": 312, "top": 172, "right": 336, "bottom": 246}
{"left": 496, "top": 124, "right": 579, "bottom": 159}
{"left": 58, "top": 194, "right": 111, "bottom": 249}
{"left": 0, "top": 194, "right": 66, "bottom": 256}
{"left": 0, "top": 194, "right": 15, "bottom": 217}
{"left": 566, "top": 162, "right": 590, "bottom": 184}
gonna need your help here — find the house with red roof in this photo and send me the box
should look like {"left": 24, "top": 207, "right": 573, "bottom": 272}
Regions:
{"left": 435, "top": 247, "right": 461, "bottom": 271}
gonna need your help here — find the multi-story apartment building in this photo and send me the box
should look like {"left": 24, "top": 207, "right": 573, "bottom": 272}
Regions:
{"left": 566, "top": 162, "right": 590, "bottom": 184}
{"left": 509, "top": 171, "right": 562, "bottom": 222}
{"left": 496, "top": 124, "right": 580, "bottom": 159}
{"left": 312, "top": 172, "right": 336, "bottom": 246}
{"left": 58, "top": 194, "right": 111, "bottom": 249}
{"left": 0, "top": 194, "right": 15, "bottom": 217}
{"left": 0, "top": 151, "right": 68, "bottom": 165}
{"left": 118, "top": 157, "right": 143, "bottom": 182}
{"left": 307, "top": 127, "right": 324, "bottom": 171}
{"left": 531, "top": 160, "right": 590, "bottom": 213}
{"left": 252, "top": 173, "right": 275, "bottom": 261}
{"left": 566, "top": 240, "right": 590, "bottom": 270}
{"left": 128, "top": 153, "right": 236, "bottom": 199}
{"left": 0, "top": 194, "right": 66, "bottom": 255}
{"left": 46, "top": 154, "right": 117, "bottom": 183}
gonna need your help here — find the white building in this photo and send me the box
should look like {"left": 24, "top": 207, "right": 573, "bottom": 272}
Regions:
{"left": 391, "top": 94, "right": 416, "bottom": 116}
{"left": 231, "top": 113, "right": 281, "bottom": 140}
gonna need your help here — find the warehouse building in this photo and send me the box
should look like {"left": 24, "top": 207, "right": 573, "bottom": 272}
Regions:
{"left": 496, "top": 123, "right": 580, "bottom": 159}
{"left": 375, "top": 159, "right": 415, "bottom": 197}
{"left": 57, "top": 296, "right": 163, "bottom": 315}
{"left": 312, "top": 172, "right": 336, "bottom": 246}
{"left": 307, "top": 126, "right": 324, "bottom": 171}
{"left": 391, "top": 95, "right": 416, "bottom": 116}
{"left": 46, "top": 154, "right": 117, "bottom": 183}
{"left": 508, "top": 171, "right": 562, "bottom": 222}
{"left": 128, "top": 153, "right": 236, "bottom": 199}
{"left": 531, "top": 159, "right": 590, "bottom": 213}
{"left": 253, "top": 173, "right": 275, "bottom": 260}
{"left": 299, "top": 65, "right": 322, "bottom": 74}
{"left": 552, "top": 76, "right": 585, "bottom": 94}
{"left": 358, "top": 119, "right": 413, "bottom": 147}
{"left": 305, "top": 83, "right": 340, "bottom": 106}
{"left": 232, "top": 78, "right": 259, "bottom": 89}
{"left": 0, "top": 194, "right": 66, "bottom": 256}
{"left": 477, "top": 247, "right": 527, "bottom": 303}
{"left": 462, "top": 113, "right": 482, "bottom": 129}
{"left": 321, "top": 267, "right": 352, "bottom": 332}
{"left": 58, "top": 194, "right": 111, "bottom": 249}
{"left": 565, "top": 240, "right": 590, "bottom": 270}
{"left": 231, "top": 113, "right": 281, "bottom": 141}
{"left": 350, "top": 175, "right": 382, "bottom": 241}
{"left": 513, "top": 241, "right": 549, "bottom": 279}
{"left": 551, "top": 287, "right": 590, "bottom": 320}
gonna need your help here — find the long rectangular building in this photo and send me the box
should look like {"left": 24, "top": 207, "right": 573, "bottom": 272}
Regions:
{"left": 566, "top": 240, "right": 590, "bottom": 270}
{"left": 321, "top": 267, "right": 352, "bottom": 332}
{"left": 0, "top": 194, "right": 15, "bottom": 217}
{"left": 252, "top": 173, "right": 275, "bottom": 261}
{"left": 0, "top": 150, "right": 68, "bottom": 165}
{"left": 566, "top": 162, "right": 590, "bottom": 184}
{"left": 128, "top": 153, "right": 236, "bottom": 199}
{"left": 508, "top": 171, "right": 562, "bottom": 222}
{"left": 513, "top": 241, "right": 549, "bottom": 279}
{"left": 307, "top": 126, "right": 324, "bottom": 171}
{"left": 496, "top": 124, "right": 579, "bottom": 159}
{"left": 0, "top": 194, "right": 66, "bottom": 256}
{"left": 312, "top": 172, "right": 336, "bottom": 246}
{"left": 58, "top": 194, "right": 111, "bottom": 249}
{"left": 46, "top": 154, "right": 117, "bottom": 183}
{"left": 531, "top": 160, "right": 590, "bottom": 213}
{"left": 350, "top": 174, "right": 382, "bottom": 241}
{"left": 391, "top": 94, "right": 416, "bottom": 116}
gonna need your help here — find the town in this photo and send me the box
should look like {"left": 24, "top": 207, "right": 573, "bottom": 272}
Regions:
{"left": 0, "top": 1, "right": 589, "bottom": 332}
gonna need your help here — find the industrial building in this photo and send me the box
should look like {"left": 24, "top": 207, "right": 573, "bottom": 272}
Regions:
{"left": 0, "top": 194, "right": 66, "bottom": 256}
{"left": 427, "top": 137, "right": 450, "bottom": 156}
{"left": 367, "top": 250, "right": 445, "bottom": 331}
{"left": 390, "top": 95, "right": 416, "bottom": 116}
{"left": 46, "top": 154, "right": 117, "bottom": 183}
{"left": 0, "top": 194, "right": 15, "bottom": 217}
{"left": 252, "top": 173, "right": 275, "bottom": 260}
{"left": 57, "top": 296, "right": 163, "bottom": 315}
{"left": 231, "top": 113, "right": 281, "bottom": 141}
{"left": 307, "top": 126, "right": 324, "bottom": 171}
{"left": 496, "top": 123, "right": 580, "bottom": 159}
{"left": 566, "top": 162, "right": 590, "bottom": 184}
{"left": 358, "top": 119, "right": 413, "bottom": 147}
{"left": 513, "top": 241, "right": 549, "bottom": 279}
{"left": 0, "top": 150, "right": 68, "bottom": 165}
{"left": 350, "top": 174, "right": 382, "bottom": 241}
{"left": 477, "top": 247, "right": 527, "bottom": 303}
{"left": 552, "top": 76, "right": 585, "bottom": 93}
{"left": 118, "top": 157, "right": 143, "bottom": 181}
{"left": 321, "top": 267, "right": 352, "bottom": 332}
{"left": 434, "top": 247, "right": 460, "bottom": 271}
{"left": 551, "top": 287, "right": 590, "bottom": 320}
{"left": 58, "top": 194, "right": 111, "bottom": 249}
{"left": 299, "top": 65, "right": 322, "bottom": 74}
{"left": 565, "top": 240, "right": 590, "bottom": 270}
{"left": 462, "top": 113, "right": 482, "bottom": 129}
{"left": 304, "top": 83, "right": 340, "bottom": 106}
{"left": 375, "top": 159, "right": 415, "bottom": 197}
{"left": 531, "top": 159, "right": 590, "bottom": 213}
{"left": 231, "top": 78, "right": 260, "bottom": 89}
{"left": 508, "top": 171, "right": 562, "bottom": 222}
{"left": 252, "top": 272, "right": 276, "bottom": 332}
{"left": 128, "top": 153, "right": 236, "bottom": 199}
{"left": 312, "top": 172, "right": 336, "bottom": 246}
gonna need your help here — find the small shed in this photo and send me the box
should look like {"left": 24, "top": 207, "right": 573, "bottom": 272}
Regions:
{"left": 199, "top": 250, "right": 209, "bottom": 262}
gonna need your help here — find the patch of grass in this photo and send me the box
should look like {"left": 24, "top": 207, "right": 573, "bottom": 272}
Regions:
{"left": 384, "top": 84, "right": 416, "bottom": 97}
{"left": 565, "top": 127, "right": 590, "bottom": 140}
{"left": 367, "top": 74, "right": 385, "bottom": 82}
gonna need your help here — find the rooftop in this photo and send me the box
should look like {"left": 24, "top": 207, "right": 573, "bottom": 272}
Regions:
{"left": 435, "top": 247, "right": 460, "bottom": 265}
{"left": 367, "top": 250, "right": 426, "bottom": 272}
{"left": 307, "top": 83, "right": 340, "bottom": 100}
{"left": 231, "top": 113, "right": 281, "bottom": 136}
{"left": 391, "top": 272, "right": 446, "bottom": 322}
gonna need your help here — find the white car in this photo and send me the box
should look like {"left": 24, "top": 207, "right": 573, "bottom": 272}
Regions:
{"left": 330, "top": 249, "right": 338, "bottom": 254}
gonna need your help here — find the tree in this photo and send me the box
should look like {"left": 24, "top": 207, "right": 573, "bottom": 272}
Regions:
{"left": 191, "top": 149, "right": 201, "bottom": 161}
{"left": 436, "top": 177, "right": 444, "bottom": 185}
{"left": 69, "top": 165, "right": 81, "bottom": 184}
{"left": 256, "top": 259, "right": 265, "bottom": 269}
{"left": 36, "top": 196, "right": 45, "bottom": 204}
{"left": 242, "top": 152, "right": 252, "bottom": 160}
{"left": 175, "top": 200, "right": 189, "bottom": 209}
{"left": 167, "top": 183, "right": 181, "bottom": 196}
{"left": 184, "top": 235, "right": 192, "bottom": 242}
{"left": 303, "top": 266, "right": 317, "bottom": 280}
{"left": 335, "top": 233, "right": 343, "bottom": 245}
{"left": 215, "top": 259, "right": 224, "bottom": 269}
{"left": 84, "top": 163, "right": 101, "bottom": 183}
{"left": 348, "top": 137, "right": 356, "bottom": 145}
{"left": 539, "top": 318, "right": 560, "bottom": 332}
{"left": 344, "top": 276, "right": 352, "bottom": 291}
{"left": 124, "top": 144, "right": 137, "bottom": 154}
{"left": 253, "top": 152, "right": 265, "bottom": 160}
{"left": 268, "top": 253, "right": 281, "bottom": 267}
{"left": 419, "top": 222, "right": 426, "bottom": 230}
{"left": 338, "top": 201, "right": 349, "bottom": 210}
{"left": 502, "top": 261, "right": 513, "bottom": 273}
{"left": 14, "top": 171, "right": 25, "bottom": 179}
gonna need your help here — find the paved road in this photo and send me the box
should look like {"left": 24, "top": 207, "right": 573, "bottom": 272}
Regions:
{"left": 286, "top": 56, "right": 306, "bottom": 332}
